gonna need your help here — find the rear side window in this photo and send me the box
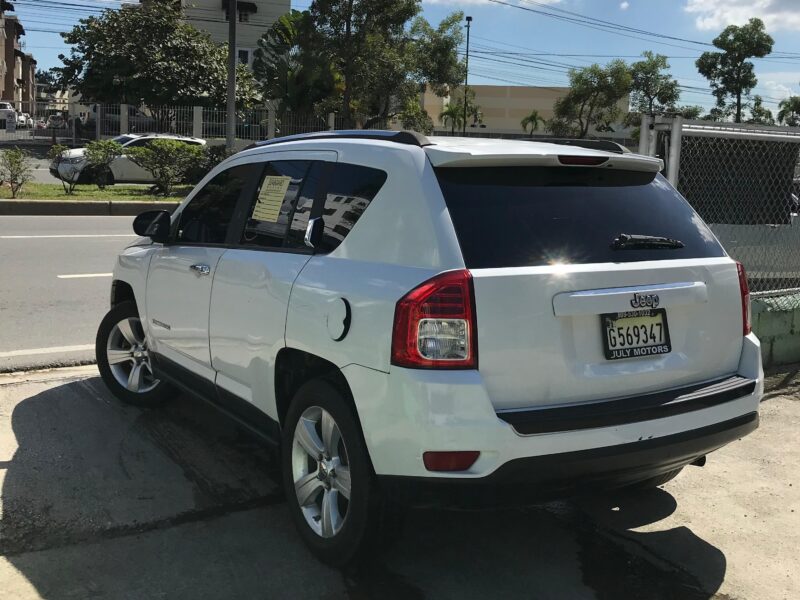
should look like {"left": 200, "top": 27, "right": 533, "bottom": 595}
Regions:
{"left": 317, "top": 163, "right": 387, "bottom": 253}
{"left": 240, "top": 160, "right": 311, "bottom": 249}
{"left": 436, "top": 167, "right": 725, "bottom": 269}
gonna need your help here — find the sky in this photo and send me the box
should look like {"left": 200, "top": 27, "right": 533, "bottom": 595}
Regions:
{"left": 18, "top": 0, "right": 800, "bottom": 113}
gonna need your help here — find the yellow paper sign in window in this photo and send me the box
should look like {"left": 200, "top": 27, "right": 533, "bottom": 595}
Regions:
{"left": 251, "top": 176, "right": 292, "bottom": 222}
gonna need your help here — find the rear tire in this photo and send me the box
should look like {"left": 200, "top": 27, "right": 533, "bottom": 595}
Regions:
{"left": 96, "top": 301, "right": 174, "bottom": 407}
{"left": 282, "top": 379, "right": 403, "bottom": 567}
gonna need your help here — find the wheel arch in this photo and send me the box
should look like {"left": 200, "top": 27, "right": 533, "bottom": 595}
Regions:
{"left": 110, "top": 279, "right": 136, "bottom": 308}
{"left": 274, "top": 348, "right": 357, "bottom": 427}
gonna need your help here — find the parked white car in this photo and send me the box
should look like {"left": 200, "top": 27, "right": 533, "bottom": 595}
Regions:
{"left": 50, "top": 133, "right": 206, "bottom": 184}
{"left": 96, "top": 131, "right": 763, "bottom": 566}
{"left": 0, "top": 102, "right": 16, "bottom": 128}
{"left": 16, "top": 112, "right": 33, "bottom": 128}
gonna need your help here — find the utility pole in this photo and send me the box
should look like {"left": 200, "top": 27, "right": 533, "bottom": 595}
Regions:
{"left": 462, "top": 15, "right": 472, "bottom": 136}
{"left": 226, "top": 0, "right": 237, "bottom": 150}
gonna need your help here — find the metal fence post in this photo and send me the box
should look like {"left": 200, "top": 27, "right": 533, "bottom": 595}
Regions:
{"left": 666, "top": 116, "right": 683, "bottom": 187}
{"left": 120, "top": 104, "right": 129, "bottom": 135}
{"left": 96, "top": 105, "right": 102, "bottom": 140}
{"left": 193, "top": 106, "right": 203, "bottom": 139}
{"left": 639, "top": 114, "right": 652, "bottom": 155}
{"left": 647, "top": 122, "right": 658, "bottom": 157}
{"left": 328, "top": 112, "right": 335, "bottom": 131}
{"left": 267, "top": 108, "right": 276, "bottom": 139}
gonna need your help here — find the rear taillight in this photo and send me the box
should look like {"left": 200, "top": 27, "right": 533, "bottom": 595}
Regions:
{"left": 737, "top": 261, "right": 751, "bottom": 335}
{"left": 391, "top": 269, "right": 478, "bottom": 369}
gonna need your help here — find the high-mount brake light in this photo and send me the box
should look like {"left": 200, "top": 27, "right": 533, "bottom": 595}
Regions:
{"left": 557, "top": 155, "right": 609, "bottom": 166}
{"left": 391, "top": 269, "right": 478, "bottom": 369}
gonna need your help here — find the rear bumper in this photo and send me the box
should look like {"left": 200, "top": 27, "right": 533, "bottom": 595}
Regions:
{"left": 379, "top": 412, "right": 758, "bottom": 507}
{"left": 343, "top": 333, "right": 763, "bottom": 486}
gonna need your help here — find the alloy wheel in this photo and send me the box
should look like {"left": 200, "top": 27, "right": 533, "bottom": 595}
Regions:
{"left": 106, "top": 316, "right": 160, "bottom": 394}
{"left": 291, "top": 406, "right": 352, "bottom": 538}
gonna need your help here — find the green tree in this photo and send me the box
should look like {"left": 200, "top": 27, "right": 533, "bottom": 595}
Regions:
{"left": 253, "top": 10, "right": 340, "bottom": 116}
{"left": 36, "top": 69, "right": 60, "bottom": 94}
{"left": 309, "top": 0, "right": 419, "bottom": 127}
{"left": 674, "top": 105, "right": 704, "bottom": 120}
{"left": 0, "top": 148, "right": 33, "bottom": 199}
{"left": 629, "top": 51, "right": 680, "bottom": 117}
{"left": 439, "top": 102, "right": 463, "bottom": 134}
{"left": 777, "top": 96, "right": 800, "bottom": 127}
{"left": 696, "top": 18, "right": 774, "bottom": 123}
{"left": 746, "top": 95, "right": 774, "bottom": 125}
{"left": 551, "top": 60, "right": 632, "bottom": 138}
{"left": 85, "top": 140, "right": 123, "bottom": 189}
{"left": 520, "top": 109, "right": 543, "bottom": 136}
{"left": 126, "top": 139, "right": 204, "bottom": 196}
{"left": 306, "top": 1, "right": 465, "bottom": 128}
{"left": 56, "top": 2, "right": 258, "bottom": 108}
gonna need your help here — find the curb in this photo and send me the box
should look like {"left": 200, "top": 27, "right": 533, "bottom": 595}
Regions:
{"left": 0, "top": 200, "right": 180, "bottom": 216}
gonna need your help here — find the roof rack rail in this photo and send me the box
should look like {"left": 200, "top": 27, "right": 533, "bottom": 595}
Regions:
{"left": 529, "top": 138, "right": 628, "bottom": 155}
{"left": 251, "top": 130, "right": 431, "bottom": 148}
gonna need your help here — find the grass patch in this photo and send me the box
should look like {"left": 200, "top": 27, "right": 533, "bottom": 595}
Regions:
{"left": 0, "top": 183, "right": 189, "bottom": 202}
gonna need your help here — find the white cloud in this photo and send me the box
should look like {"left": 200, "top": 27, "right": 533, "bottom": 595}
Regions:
{"left": 685, "top": 0, "right": 800, "bottom": 32}
{"left": 620, "top": 1, "right": 630, "bottom": 9}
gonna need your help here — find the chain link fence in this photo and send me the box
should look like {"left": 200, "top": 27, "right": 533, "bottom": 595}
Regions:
{"left": 643, "top": 118, "right": 800, "bottom": 302}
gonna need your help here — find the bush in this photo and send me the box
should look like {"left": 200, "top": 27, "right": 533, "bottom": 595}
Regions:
{"left": 85, "top": 140, "right": 123, "bottom": 189}
{"left": 185, "top": 144, "right": 234, "bottom": 185}
{"left": 126, "top": 139, "right": 205, "bottom": 196}
{"left": 0, "top": 147, "right": 33, "bottom": 198}
{"left": 47, "top": 144, "right": 80, "bottom": 195}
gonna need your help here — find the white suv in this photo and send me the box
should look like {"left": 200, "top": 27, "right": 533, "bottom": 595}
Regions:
{"left": 96, "top": 131, "right": 763, "bottom": 565}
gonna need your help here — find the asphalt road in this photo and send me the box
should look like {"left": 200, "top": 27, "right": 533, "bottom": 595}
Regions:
{"left": 0, "top": 216, "right": 136, "bottom": 371}
{"left": 30, "top": 157, "right": 60, "bottom": 185}
{"left": 0, "top": 366, "right": 797, "bottom": 599}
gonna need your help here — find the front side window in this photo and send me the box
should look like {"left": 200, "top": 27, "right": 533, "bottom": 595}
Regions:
{"left": 317, "top": 163, "right": 387, "bottom": 253}
{"left": 176, "top": 164, "right": 257, "bottom": 245}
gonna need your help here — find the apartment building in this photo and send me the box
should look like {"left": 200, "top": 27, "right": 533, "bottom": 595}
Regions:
{"left": 2, "top": 15, "right": 22, "bottom": 105}
{"left": 20, "top": 50, "right": 34, "bottom": 106}
{"left": 141, "top": 0, "right": 289, "bottom": 68}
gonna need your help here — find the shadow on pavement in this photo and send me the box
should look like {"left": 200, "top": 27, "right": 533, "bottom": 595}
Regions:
{"left": 1, "top": 376, "right": 726, "bottom": 599}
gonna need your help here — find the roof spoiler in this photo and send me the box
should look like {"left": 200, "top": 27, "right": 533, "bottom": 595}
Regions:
{"left": 529, "top": 138, "right": 629, "bottom": 155}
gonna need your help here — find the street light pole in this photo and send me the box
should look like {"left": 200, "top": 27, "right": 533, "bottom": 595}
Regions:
{"left": 226, "top": 0, "right": 237, "bottom": 151}
{"left": 462, "top": 15, "right": 472, "bottom": 136}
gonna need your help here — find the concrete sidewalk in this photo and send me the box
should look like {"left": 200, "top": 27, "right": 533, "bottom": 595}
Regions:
{"left": 0, "top": 366, "right": 797, "bottom": 599}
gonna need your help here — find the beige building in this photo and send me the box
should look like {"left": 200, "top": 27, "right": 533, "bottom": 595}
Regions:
{"left": 21, "top": 51, "right": 35, "bottom": 107}
{"left": 142, "top": 0, "right": 289, "bottom": 68}
{"left": 2, "top": 15, "right": 23, "bottom": 105}
{"left": 424, "top": 84, "right": 630, "bottom": 137}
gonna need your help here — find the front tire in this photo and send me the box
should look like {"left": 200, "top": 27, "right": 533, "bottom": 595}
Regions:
{"left": 96, "top": 301, "right": 174, "bottom": 406}
{"left": 282, "top": 379, "right": 401, "bottom": 567}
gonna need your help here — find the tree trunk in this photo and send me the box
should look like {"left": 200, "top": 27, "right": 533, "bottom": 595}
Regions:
{"left": 341, "top": 0, "right": 355, "bottom": 129}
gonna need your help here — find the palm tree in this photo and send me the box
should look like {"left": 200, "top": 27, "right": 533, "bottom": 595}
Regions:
{"left": 439, "top": 103, "right": 464, "bottom": 135}
{"left": 777, "top": 96, "right": 800, "bottom": 127}
{"left": 521, "top": 109, "right": 544, "bottom": 137}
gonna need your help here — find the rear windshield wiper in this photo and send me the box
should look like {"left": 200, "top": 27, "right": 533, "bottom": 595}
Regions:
{"left": 611, "top": 233, "right": 685, "bottom": 250}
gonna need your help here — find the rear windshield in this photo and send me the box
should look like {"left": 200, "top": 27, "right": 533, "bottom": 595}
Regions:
{"left": 436, "top": 167, "right": 725, "bottom": 269}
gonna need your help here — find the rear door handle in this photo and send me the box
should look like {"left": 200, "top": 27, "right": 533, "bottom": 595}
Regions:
{"left": 190, "top": 263, "right": 211, "bottom": 276}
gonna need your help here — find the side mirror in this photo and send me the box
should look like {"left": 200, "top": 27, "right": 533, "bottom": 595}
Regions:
{"left": 133, "top": 210, "right": 171, "bottom": 244}
{"left": 304, "top": 217, "right": 324, "bottom": 249}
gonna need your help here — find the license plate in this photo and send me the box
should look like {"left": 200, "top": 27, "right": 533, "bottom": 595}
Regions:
{"left": 600, "top": 308, "right": 671, "bottom": 360}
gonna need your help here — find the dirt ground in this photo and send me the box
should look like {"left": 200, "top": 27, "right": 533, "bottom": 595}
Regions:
{"left": 0, "top": 365, "right": 797, "bottom": 600}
